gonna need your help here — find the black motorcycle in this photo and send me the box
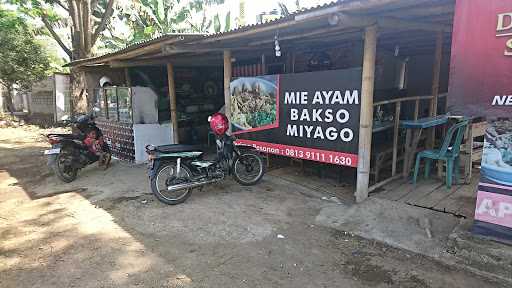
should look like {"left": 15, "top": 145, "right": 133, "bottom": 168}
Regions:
{"left": 145, "top": 134, "right": 265, "bottom": 205}
{"left": 45, "top": 111, "right": 111, "bottom": 183}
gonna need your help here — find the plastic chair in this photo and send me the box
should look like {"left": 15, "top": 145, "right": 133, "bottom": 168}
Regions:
{"left": 413, "top": 119, "right": 469, "bottom": 188}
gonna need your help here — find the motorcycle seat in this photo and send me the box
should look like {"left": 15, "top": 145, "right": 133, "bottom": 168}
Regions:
{"left": 155, "top": 144, "right": 203, "bottom": 153}
{"left": 47, "top": 133, "right": 81, "bottom": 140}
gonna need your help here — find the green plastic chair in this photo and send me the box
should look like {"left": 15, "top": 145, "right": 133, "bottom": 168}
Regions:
{"left": 412, "top": 119, "right": 469, "bottom": 189}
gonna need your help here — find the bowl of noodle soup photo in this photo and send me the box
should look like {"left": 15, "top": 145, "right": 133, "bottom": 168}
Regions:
{"left": 230, "top": 76, "right": 278, "bottom": 133}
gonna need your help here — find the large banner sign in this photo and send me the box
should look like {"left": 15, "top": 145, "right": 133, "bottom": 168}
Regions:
{"left": 230, "top": 68, "right": 361, "bottom": 167}
{"left": 449, "top": 0, "right": 512, "bottom": 241}
{"left": 474, "top": 120, "right": 512, "bottom": 240}
{"left": 448, "top": 0, "right": 512, "bottom": 118}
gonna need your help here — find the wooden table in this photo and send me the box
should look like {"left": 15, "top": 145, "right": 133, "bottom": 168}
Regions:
{"left": 400, "top": 115, "right": 449, "bottom": 179}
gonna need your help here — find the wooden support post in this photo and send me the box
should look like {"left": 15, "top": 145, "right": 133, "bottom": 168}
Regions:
{"left": 430, "top": 32, "right": 444, "bottom": 177}
{"left": 224, "top": 50, "right": 232, "bottom": 130}
{"left": 414, "top": 99, "right": 420, "bottom": 120}
{"left": 392, "top": 101, "right": 401, "bottom": 176}
{"left": 261, "top": 54, "right": 266, "bottom": 75}
{"left": 428, "top": 31, "right": 443, "bottom": 148}
{"left": 291, "top": 51, "right": 296, "bottom": 73}
{"left": 167, "top": 63, "right": 179, "bottom": 144}
{"left": 355, "top": 25, "right": 378, "bottom": 203}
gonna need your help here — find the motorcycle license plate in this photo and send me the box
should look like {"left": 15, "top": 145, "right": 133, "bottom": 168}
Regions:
{"left": 44, "top": 148, "right": 61, "bottom": 155}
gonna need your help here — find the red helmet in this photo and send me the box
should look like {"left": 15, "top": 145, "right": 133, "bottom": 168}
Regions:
{"left": 209, "top": 112, "right": 229, "bottom": 136}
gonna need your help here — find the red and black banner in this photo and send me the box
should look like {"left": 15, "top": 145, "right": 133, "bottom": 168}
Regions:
{"left": 230, "top": 68, "right": 361, "bottom": 167}
{"left": 449, "top": 0, "right": 512, "bottom": 118}
{"left": 449, "top": 0, "right": 512, "bottom": 241}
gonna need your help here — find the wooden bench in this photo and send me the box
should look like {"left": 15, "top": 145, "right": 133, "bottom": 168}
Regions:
{"left": 460, "top": 121, "right": 486, "bottom": 183}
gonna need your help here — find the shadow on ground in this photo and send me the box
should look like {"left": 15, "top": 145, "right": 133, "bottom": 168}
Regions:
{"left": 0, "top": 127, "right": 508, "bottom": 288}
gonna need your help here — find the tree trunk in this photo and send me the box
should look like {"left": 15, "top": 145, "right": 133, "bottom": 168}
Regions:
{"left": 4, "top": 84, "right": 15, "bottom": 113}
{"left": 70, "top": 24, "right": 89, "bottom": 115}
{"left": 70, "top": 68, "right": 88, "bottom": 114}
{"left": 66, "top": 0, "right": 115, "bottom": 115}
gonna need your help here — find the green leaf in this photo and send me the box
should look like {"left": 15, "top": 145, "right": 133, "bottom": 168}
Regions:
{"left": 156, "top": 0, "right": 165, "bottom": 22}
{"left": 0, "top": 6, "right": 51, "bottom": 89}
{"left": 174, "top": 8, "right": 189, "bottom": 25}
{"left": 143, "top": 25, "right": 155, "bottom": 35}
{"left": 213, "top": 13, "right": 220, "bottom": 33}
{"left": 224, "top": 11, "right": 230, "bottom": 32}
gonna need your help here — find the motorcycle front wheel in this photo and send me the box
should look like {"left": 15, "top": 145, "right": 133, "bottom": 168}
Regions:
{"left": 150, "top": 162, "right": 193, "bottom": 205}
{"left": 232, "top": 151, "right": 265, "bottom": 186}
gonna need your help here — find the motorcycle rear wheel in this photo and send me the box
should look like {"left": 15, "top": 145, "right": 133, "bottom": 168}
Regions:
{"left": 150, "top": 162, "right": 193, "bottom": 205}
{"left": 52, "top": 153, "right": 78, "bottom": 183}
{"left": 232, "top": 151, "right": 265, "bottom": 186}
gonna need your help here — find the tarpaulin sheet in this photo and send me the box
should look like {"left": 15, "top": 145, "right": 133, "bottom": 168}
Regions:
{"left": 449, "top": 0, "right": 512, "bottom": 242}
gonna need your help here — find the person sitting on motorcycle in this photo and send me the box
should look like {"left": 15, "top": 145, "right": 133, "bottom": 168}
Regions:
{"left": 84, "top": 130, "right": 110, "bottom": 169}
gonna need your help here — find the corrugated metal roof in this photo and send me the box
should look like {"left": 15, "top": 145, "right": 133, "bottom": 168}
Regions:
{"left": 68, "top": 33, "right": 205, "bottom": 66}
{"left": 108, "top": 33, "right": 204, "bottom": 54}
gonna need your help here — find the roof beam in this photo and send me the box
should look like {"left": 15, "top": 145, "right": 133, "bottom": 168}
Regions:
{"left": 161, "top": 44, "right": 260, "bottom": 55}
{"left": 378, "top": 17, "right": 451, "bottom": 33}
{"left": 386, "top": 4, "right": 454, "bottom": 18}
{"left": 248, "top": 26, "right": 363, "bottom": 46}
{"left": 108, "top": 55, "right": 223, "bottom": 68}
{"left": 333, "top": 13, "right": 451, "bottom": 32}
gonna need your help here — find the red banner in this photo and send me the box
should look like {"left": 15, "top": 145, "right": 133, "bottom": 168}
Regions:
{"left": 450, "top": 0, "right": 512, "bottom": 241}
{"left": 235, "top": 139, "right": 358, "bottom": 167}
{"left": 448, "top": 0, "right": 512, "bottom": 118}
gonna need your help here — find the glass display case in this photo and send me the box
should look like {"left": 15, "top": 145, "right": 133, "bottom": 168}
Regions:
{"left": 93, "top": 87, "right": 134, "bottom": 162}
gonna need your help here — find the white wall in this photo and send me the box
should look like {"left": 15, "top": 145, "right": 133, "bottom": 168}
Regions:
{"left": 133, "top": 123, "right": 173, "bottom": 163}
{"left": 132, "top": 86, "right": 159, "bottom": 124}
{"left": 54, "top": 74, "right": 70, "bottom": 121}
{"left": 30, "top": 76, "right": 54, "bottom": 114}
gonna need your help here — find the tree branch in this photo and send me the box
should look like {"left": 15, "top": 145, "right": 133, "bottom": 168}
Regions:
{"left": 83, "top": 0, "right": 92, "bottom": 55}
{"left": 91, "top": 0, "right": 115, "bottom": 47}
{"left": 76, "top": 0, "right": 85, "bottom": 57}
{"left": 68, "top": 0, "right": 80, "bottom": 32}
{"left": 53, "top": 0, "right": 69, "bottom": 12}
{"left": 41, "top": 15, "right": 72, "bottom": 58}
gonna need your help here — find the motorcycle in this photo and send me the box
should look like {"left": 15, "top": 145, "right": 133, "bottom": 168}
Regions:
{"left": 146, "top": 113, "right": 265, "bottom": 205}
{"left": 44, "top": 109, "right": 111, "bottom": 183}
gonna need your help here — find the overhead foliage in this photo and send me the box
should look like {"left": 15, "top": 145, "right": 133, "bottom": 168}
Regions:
{"left": 10, "top": 0, "right": 116, "bottom": 60}
{"left": 278, "top": 0, "right": 303, "bottom": 16}
{"left": 213, "top": 11, "right": 230, "bottom": 33}
{"left": 0, "top": 6, "right": 50, "bottom": 111}
{"left": 115, "top": 0, "right": 227, "bottom": 45}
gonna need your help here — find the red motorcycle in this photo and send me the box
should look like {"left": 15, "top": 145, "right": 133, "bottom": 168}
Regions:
{"left": 45, "top": 111, "right": 111, "bottom": 182}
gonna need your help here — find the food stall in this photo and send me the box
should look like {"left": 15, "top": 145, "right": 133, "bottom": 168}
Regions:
{"left": 93, "top": 86, "right": 173, "bottom": 164}
{"left": 69, "top": 0, "right": 459, "bottom": 202}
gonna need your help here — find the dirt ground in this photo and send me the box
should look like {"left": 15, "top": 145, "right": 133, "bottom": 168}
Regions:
{"left": 0, "top": 126, "right": 507, "bottom": 288}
